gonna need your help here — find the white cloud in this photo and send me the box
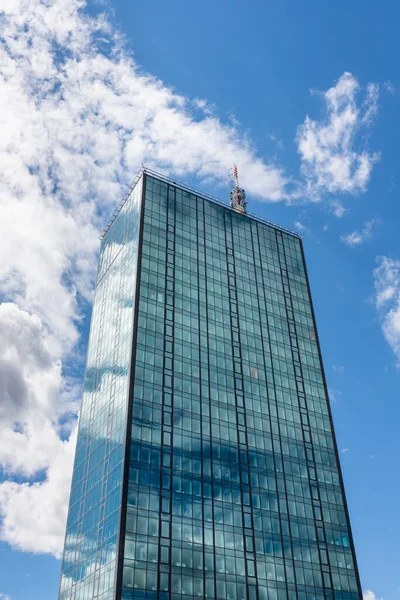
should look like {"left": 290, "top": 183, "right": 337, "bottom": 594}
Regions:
{"left": 374, "top": 256, "right": 400, "bottom": 363}
{"left": 341, "top": 217, "right": 380, "bottom": 246}
{"left": 364, "top": 590, "right": 383, "bottom": 600}
{"left": 0, "top": 594, "right": 12, "bottom": 600}
{"left": 331, "top": 200, "right": 348, "bottom": 218}
{"left": 294, "top": 221, "right": 311, "bottom": 235}
{"left": 362, "top": 83, "right": 380, "bottom": 125}
{"left": 297, "top": 72, "right": 380, "bottom": 197}
{"left": 384, "top": 80, "right": 395, "bottom": 95}
{"left": 0, "top": 426, "right": 77, "bottom": 558}
{"left": 267, "top": 132, "right": 285, "bottom": 150}
{"left": 0, "top": 303, "right": 79, "bottom": 477}
{"left": 328, "top": 388, "right": 341, "bottom": 403}
{"left": 0, "top": 302, "right": 79, "bottom": 556}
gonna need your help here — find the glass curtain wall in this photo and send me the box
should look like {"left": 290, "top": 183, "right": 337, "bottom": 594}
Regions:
{"left": 121, "top": 175, "right": 361, "bottom": 600}
{"left": 59, "top": 177, "right": 143, "bottom": 600}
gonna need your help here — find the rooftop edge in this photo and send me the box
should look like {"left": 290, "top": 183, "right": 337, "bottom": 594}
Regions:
{"left": 100, "top": 166, "right": 302, "bottom": 241}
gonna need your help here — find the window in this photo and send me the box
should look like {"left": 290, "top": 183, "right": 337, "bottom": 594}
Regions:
{"left": 250, "top": 366, "right": 259, "bottom": 379}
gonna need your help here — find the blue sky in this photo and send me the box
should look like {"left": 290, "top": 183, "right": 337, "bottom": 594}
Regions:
{"left": 0, "top": 1, "right": 399, "bottom": 599}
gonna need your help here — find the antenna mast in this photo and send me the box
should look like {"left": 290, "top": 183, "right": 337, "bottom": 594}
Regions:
{"left": 230, "top": 164, "right": 247, "bottom": 214}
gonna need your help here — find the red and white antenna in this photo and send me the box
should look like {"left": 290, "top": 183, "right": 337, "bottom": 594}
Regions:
{"left": 233, "top": 164, "right": 239, "bottom": 188}
{"left": 230, "top": 163, "right": 247, "bottom": 214}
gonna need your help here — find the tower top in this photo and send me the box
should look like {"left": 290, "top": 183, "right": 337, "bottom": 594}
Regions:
{"left": 230, "top": 164, "right": 247, "bottom": 214}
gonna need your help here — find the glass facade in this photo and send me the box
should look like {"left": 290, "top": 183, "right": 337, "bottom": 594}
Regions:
{"left": 60, "top": 172, "right": 362, "bottom": 600}
{"left": 59, "top": 177, "right": 143, "bottom": 600}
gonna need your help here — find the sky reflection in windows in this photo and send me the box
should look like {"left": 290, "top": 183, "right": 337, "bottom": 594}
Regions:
{"left": 59, "top": 179, "right": 143, "bottom": 600}
{"left": 121, "top": 176, "right": 361, "bottom": 600}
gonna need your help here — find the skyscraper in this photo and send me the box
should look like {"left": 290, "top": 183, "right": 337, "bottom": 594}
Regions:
{"left": 59, "top": 169, "right": 362, "bottom": 600}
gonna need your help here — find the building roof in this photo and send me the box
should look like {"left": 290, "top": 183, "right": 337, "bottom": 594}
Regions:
{"left": 101, "top": 166, "right": 302, "bottom": 241}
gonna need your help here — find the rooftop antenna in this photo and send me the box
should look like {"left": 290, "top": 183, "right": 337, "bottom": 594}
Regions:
{"left": 230, "top": 164, "right": 247, "bottom": 214}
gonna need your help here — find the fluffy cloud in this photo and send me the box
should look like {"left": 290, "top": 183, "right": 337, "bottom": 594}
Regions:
{"left": 294, "top": 221, "right": 311, "bottom": 235}
{"left": 0, "top": 303, "right": 79, "bottom": 479}
{"left": 374, "top": 256, "right": 400, "bottom": 363}
{"left": 363, "top": 590, "right": 383, "bottom": 600}
{"left": 0, "top": 426, "right": 77, "bottom": 558}
{"left": 297, "top": 72, "right": 380, "bottom": 198}
{"left": 0, "top": 302, "right": 79, "bottom": 557}
{"left": 330, "top": 200, "right": 348, "bottom": 218}
{"left": 328, "top": 388, "right": 342, "bottom": 403}
{"left": 341, "top": 217, "right": 380, "bottom": 246}
{"left": 384, "top": 80, "right": 395, "bottom": 95}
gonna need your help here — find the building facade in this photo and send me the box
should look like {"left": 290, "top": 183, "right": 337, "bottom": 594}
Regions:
{"left": 59, "top": 170, "right": 362, "bottom": 600}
